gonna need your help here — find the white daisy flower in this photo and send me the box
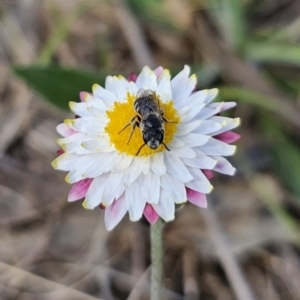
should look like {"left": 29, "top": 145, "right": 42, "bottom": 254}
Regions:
{"left": 52, "top": 65, "right": 240, "bottom": 230}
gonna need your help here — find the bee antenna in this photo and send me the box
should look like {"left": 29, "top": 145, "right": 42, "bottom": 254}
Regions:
{"left": 162, "top": 142, "right": 170, "bottom": 151}
{"left": 136, "top": 143, "right": 146, "bottom": 156}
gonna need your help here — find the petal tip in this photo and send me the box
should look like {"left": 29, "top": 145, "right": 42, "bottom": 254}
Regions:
{"left": 82, "top": 200, "right": 93, "bottom": 210}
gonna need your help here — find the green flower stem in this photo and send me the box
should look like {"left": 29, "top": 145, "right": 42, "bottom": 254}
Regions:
{"left": 150, "top": 218, "right": 164, "bottom": 300}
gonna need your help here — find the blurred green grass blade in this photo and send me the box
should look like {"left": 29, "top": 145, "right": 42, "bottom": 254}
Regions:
{"left": 210, "top": 0, "right": 246, "bottom": 51}
{"left": 13, "top": 66, "right": 106, "bottom": 110}
{"left": 261, "top": 118, "right": 300, "bottom": 199}
{"left": 38, "top": 0, "right": 101, "bottom": 65}
{"left": 218, "top": 86, "right": 276, "bottom": 111}
{"left": 245, "top": 37, "right": 300, "bottom": 65}
{"left": 125, "top": 0, "right": 179, "bottom": 31}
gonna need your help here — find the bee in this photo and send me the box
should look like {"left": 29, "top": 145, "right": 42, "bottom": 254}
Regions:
{"left": 118, "top": 89, "right": 177, "bottom": 155}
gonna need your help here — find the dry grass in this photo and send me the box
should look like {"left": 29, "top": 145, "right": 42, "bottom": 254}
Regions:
{"left": 1, "top": 0, "right": 300, "bottom": 299}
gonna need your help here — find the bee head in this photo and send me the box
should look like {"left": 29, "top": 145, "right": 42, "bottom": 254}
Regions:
{"left": 143, "top": 128, "right": 163, "bottom": 149}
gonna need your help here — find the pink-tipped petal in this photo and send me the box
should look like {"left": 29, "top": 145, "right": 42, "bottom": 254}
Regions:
{"left": 186, "top": 188, "right": 207, "bottom": 208}
{"left": 209, "top": 102, "right": 236, "bottom": 112}
{"left": 79, "top": 91, "right": 92, "bottom": 102}
{"left": 144, "top": 204, "right": 159, "bottom": 225}
{"left": 213, "top": 157, "right": 236, "bottom": 175}
{"left": 202, "top": 169, "right": 214, "bottom": 179}
{"left": 154, "top": 66, "right": 164, "bottom": 78}
{"left": 214, "top": 131, "right": 240, "bottom": 144}
{"left": 127, "top": 72, "right": 138, "bottom": 83}
{"left": 105, "top": 194, "right": 129, "bottom": 231}
{"left": 56, "top": 149, "right": 64, "bottom": 156}
{"left": 56, "top": 123, "right": 76, "bottom": 137}
{"left": 68, "top": 178, "right": 93, "bottom": 202}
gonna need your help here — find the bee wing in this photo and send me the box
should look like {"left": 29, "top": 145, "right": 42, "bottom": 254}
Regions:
{"left": 137, "top": 88, "right": 155, "bottom": 98}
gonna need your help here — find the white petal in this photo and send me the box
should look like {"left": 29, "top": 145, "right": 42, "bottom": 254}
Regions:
{"left": 185, "top": 167, "right": 213, "bottom": 194}
{"left": 180, "top": 103, "right": 206, "bottom": 123}
{"left": 58, "top": 133, "right": 93, "bottom": 155}
{"left": 102, "top": 172, "right": 126, "bottom": 206}
{"left": 172, "top": 75, "right": 197, "bottom": 106}
{"left": 203, "top": 88, "right": 218, "bottom": 104}
{"left": 176, "top": 120, "right": 202, "bottom": 136}
{"left": 200, "top": 137, "right": 237, "bottom": 156}
{"left": 82, "top": 139, "right": 114, "bottom": 153}
{"left": 65, "top": 154, "right": 108, "bottom": 183}
{"left": 83, "top": 152, "right": 119, "bottom": 177}
{"left": 105, "top": 194, "right": 129, "bottom": 231}
{"left": 164, "top": 152, "right": 193, "bottom": 182}
{"left": 105, "top": 76, "right": 129, "bottom": 101}
{"left": 157, "top": 75, "right": 172, "bottom": 103}
{"left": 85, "top": 173, "right": 110, "bottom": 208}
{"left": 115, "top": 76, "right": 129, "bottom": 100}
{"left": 140, "top": 172, "right": 160, "bottom": 204}
{"left": 150, "top": 152, "right": 166, "bottom": 176}
{"left": 192, "top": 120, "right": 222, "bottom": 135}
{"left": 157, "top": 69, "right": 171, "bottom": 84}
{"left": 126, "top": 180, "right": 146, "bottom": 221}
{"left": 128, "top": 81, "right": 138, "bottom": 95}
{"left": 208, "top": 101, "right": 236, "bottom": 112}
{"left": 70, "top": 117, "right": 105, "bottom": 134}
{"left": 123, "top": 157, "right": 145, "bottom": 187}
{"left": 56, "top": 123, "right": 76, "bottom": 137}
{"left": 85, "top": 97, "right": 107, "bottom": 110}
{"left": 152, "top": 188, "right": 175, "bottom": 222}
{"left": 136, "top": 66, "right": 157, "bottom": 91}
{"left": 181, "top": 88, "right": 217, "bottom": 108}
{"left": 212, "top": 156, "right": 236, "bottom": 175}
{"left": 86, "top": 107, "right": 106, "bottom": 119}
{"left": 111, "top": 154, "right": 133, "bottom": 173}
{"left": 57, "top": 132, "right": 88, "bottom": 144}
{"left": 171, "top": 65, "right": 190, "bottom": 87}
{"left": 169, "top": 145, "right": 196, "bottom": 158}
{"left": 182, "top": 149, "right": 217, "bottom": 169}
{"left": 179, "top": 133, "right": 210, "bottom": 147}
{"left": 61, "top": 140, "right": 92, "bottom": 155}
{"left": 177, "top": 106, "right": 190, "bottom": 117}
{"left": 209, "top": 117, "right": 241, "bottom": 135}
{"left": 195, "top": 102, "right": 224, "bottom": 120}
{"left": 161, "top": 173, "right": 187, "bottom": 204}
{"left": 92, "top": 84, "right": 116, "bottom": 105}
{"left": 69, "top": 101, "right": 90, "bottom": 117}
{"left": 187, "top": 90, "right": 209, "bottom": 104}
{"left": 168, "top": 137, "right": 185, "bottom": 148}
{"left": 52, "top": 153, "right": 78, "bottom": 171}
{"left": 142, "top": 156, "right": 150, "bottom": 174}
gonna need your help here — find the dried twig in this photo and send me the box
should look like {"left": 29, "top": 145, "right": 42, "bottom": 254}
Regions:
{"left": 127, "top": 266, "right": 151, "bottom": 300}
{"left": 113, "top": 0, "right": 155, "bottom": 69}
{"left": 203, "top": 200, "right": 256, "bottom": 300}
{"left": 182, "top": 247, "right": 200, "bottom": 300}
{"left": 0, "top": 261, "right": 103, "bottom": 300}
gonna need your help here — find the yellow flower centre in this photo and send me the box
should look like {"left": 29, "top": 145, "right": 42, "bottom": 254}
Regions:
{"left": 105, "top": 92, "right": 180, "bottom": 156}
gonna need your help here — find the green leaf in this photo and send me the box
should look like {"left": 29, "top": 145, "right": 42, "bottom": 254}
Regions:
{"left": 218, "top": 86, "right": 276, "bottom": 111}
{"left": 244, "top": 37, "right": 300, "bottom": 65}
{"left": 209, "top": 0, "right": 246, "bottom": 51}
{"left": 13, "top": 66, "right": 107, "bottom": 110}
{"left": 261, "top": 117, "right": 300, "bottom": 200}
{"left": 125, "top": 0, "right": 180, "bottom": 32}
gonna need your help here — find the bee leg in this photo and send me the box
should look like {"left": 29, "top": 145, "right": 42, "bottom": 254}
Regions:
{"left": 162, "top": 142, "right": 170, "bottom": 151}
{"left": 127, "top": 119, "right": 140, "bottom": 145}
{"left": 136, "top": 143, "right": 146, "bottom": 156}
{"left": 162, "top": 116, "right": 177, "bottom": 124}
{"left": 118, "top": 122, "right": 131, "bottom": 134}
{"left": 118, "top": 115, "right": 139, "bottom": 134}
